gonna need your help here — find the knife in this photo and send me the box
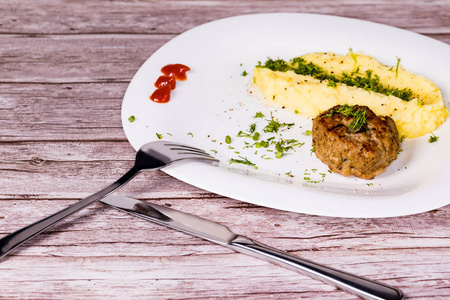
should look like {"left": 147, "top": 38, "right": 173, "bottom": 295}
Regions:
{"left": 100, "top": 195, "right": 403, "bottom": 300}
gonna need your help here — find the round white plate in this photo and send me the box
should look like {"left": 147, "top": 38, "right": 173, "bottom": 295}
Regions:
{"left": 121, "top": 13, "right": 450, "bottom": 218}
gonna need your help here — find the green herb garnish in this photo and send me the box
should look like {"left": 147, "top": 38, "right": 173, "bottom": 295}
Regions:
{"left": 229, "top": 156, "right": 256, "bottom": 167}
{"left": 225, "top": 135, "right": 232, "bottom": 144}
{"left": 263, "top": 113, "right": 294, "bottom": 133}
{"left": 327, "top": 80, "right": 337, "bottom": 88}
{"left": 348, "top": 47, "right": 358, "bottom": 72}
{"left": 428, "top": 133, "right": 439, "bottom": 143}
{"left": 395, "top": 57, "right": 401, "bottom": 78}
{"left": 257, "top": 53, "right": 414, "bottom": 102}
{"left": 241, "top": 70, "right": 248, "bottom": 77}
{"left": 237, "top": 123, "right": 258, "bottom": 139}
{"left": 324, "top": 104, "right": 367, "bottom": 132}
{"left": 273, "top": 138, "right": 304, "bottom": 158}
{"left": 128, "top": 115, "right": 135, "bottom": 123}
{"left": 156, "top": 133, "right": 163, "bottom": 139}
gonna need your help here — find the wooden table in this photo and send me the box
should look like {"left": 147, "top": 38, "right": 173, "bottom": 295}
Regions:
{"left": 1, "top": 1, "right": 449, "bottom": 299}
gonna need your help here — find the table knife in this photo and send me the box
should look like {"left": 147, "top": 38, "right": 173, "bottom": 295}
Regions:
{"left": 100, "top": 195, "right": 403, "bottom": 300}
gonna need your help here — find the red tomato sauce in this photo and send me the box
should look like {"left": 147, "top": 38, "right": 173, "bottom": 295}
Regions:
{"left": 150, "top": 64, "right": 190, "bottom": 103}
{"left": 161, "top": 64, "right": 191, "bottom": 81}
{"left": 154, "top": 75, "right": 176, "bottom": 90}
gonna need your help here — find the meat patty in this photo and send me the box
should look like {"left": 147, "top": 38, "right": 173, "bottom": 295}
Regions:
{"left": 312, "top": 104, "right": 401, "bottom": 179}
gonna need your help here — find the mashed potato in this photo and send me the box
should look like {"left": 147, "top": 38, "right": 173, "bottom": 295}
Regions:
{"left": 253, "top": 51, "right": 448, "bottom": 138}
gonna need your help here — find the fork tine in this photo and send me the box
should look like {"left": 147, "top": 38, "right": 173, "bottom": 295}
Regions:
{"left": 164, "top": 142, "right": 207, "bottom": 153}
{"left": 164, "top": 142, "right": 216, "bottom": 157}
{"left": 178, "top": 151, "right": 215, "bottom": 158}
{"left": 158, "top": 141, "right": 218, "bottom": 162}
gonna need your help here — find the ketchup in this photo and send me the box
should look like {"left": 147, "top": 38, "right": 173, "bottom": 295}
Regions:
{"left": 150, "top": 64, "right": 190, "bottom": 103}
{"left": 155, "top": 75, "right": 176, "bottom": 90}
{"left": 150, "top": 85, "right": 171, "bottom": 103}
{"left": 161, "top": 64, "right": 190, "bottom": 81}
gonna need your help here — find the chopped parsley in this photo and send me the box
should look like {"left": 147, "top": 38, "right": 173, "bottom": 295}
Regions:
{"left": 253, "top": 112, "right": 265, "bottom": 118}
{"left": 263, "top": 113, "right": 294, "bottom": 133}
{"left": 303, "top": 168, "right": 327, "bottom": 184}
{"left": 323, "top": 104, "right": 368, "bottom": 132}
{"left": 228, "top": 156, "right": 256, "bottom": 167}
{"left": 348, "top": 47, "right": 358, "bottom": 71}
{"left": 327, "top": 80, "right": 337, "bottom": 88}
{"left": 256, "top": 54, "right": 414, "bottom": 102}
{"left": 395, "top": 57, "right": 401, "bottom": 78}
{"left": 340, "top": 70, "right": 413, "bottom": 101}
{"left": 428, "top": 133, "right": 439, "bottom": 143}
{"left": 273, "top": 139, "right": 305, "bottom": 158}
{"left": 241, "top": 70, "right": 248, "bottom": 76}
{"left": 237, "top": 123, "right": 258, "bottom": 139}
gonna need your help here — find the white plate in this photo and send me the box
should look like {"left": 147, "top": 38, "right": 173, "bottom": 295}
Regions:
{"left": 121, "top": 13, "right": 450, "bottom": 218}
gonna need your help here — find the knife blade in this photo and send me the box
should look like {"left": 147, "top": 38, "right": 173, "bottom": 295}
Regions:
{"left": 100, "top": 195, "right": 403, "bottom": 300}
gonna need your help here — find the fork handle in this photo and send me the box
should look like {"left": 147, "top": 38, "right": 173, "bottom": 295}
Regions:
{"left": 0, "top": 166, "right": 141, "bottom": 259}
{"left": 229, "top": 236, "right": 403, "bottom": 300}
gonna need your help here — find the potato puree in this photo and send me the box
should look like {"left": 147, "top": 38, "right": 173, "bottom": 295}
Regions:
{"left": 253, "top": 52, "right": 448, "bottom": 138}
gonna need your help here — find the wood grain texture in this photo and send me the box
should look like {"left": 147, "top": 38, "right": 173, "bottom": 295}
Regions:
{"left": 0, "top": 1, "right": 449, "bottom": 299}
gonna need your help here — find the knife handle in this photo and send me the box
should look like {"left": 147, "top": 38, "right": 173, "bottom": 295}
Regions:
{"left": 229, "top": 235, "right": 403, "bottom": 300}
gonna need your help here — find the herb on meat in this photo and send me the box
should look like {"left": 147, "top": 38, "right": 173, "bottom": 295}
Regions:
{"left": 323, "top": 104, "right": 368, "bottom": 132}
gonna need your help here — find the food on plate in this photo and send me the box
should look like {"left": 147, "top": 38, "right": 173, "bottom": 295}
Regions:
{"left": 150, "top": 64, "right": 190, "bottom": 103}
{"left": 312, "top": 104, "right": 401, "bottom": 179}
{"left": 253, "top": 51, "right": 448, "bottom": 138}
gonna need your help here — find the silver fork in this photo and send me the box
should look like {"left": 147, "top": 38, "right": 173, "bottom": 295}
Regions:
{"left": 0, "top": 141, "right": 217, "bottom": 259}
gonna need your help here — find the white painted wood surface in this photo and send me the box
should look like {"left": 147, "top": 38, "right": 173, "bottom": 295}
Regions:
{"left": 0, "top": 1, "right": 449, "bottom": 299}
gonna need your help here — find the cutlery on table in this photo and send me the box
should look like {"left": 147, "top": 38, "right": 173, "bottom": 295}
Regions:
{"left": 100, "top": 195, "right": 404, "bottom": 300}
{"left": 0, "top": 141, "right": 217, "bottom": 259}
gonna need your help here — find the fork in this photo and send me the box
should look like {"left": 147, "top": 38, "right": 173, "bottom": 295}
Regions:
{"left": 0, "top": 141, "right": 218, "bottom": 259}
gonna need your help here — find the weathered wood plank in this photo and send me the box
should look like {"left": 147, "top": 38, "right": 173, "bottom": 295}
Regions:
{"left": 0, "top": 160, "right": 218, "bottom": 200}
{"left": 0, "top": 200, "right": 448, "bottom": 299}
{"left": 1, "top": 198, "right": 449, "bottom": 251}
{"left": 0, "top": 35, "right": 170, "bottom": 83}
{"left": 0, "top": 82, "right": 126, "bottom": 141}
{"left": 0, "top": 0, "right": 449, "bottom": 35}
